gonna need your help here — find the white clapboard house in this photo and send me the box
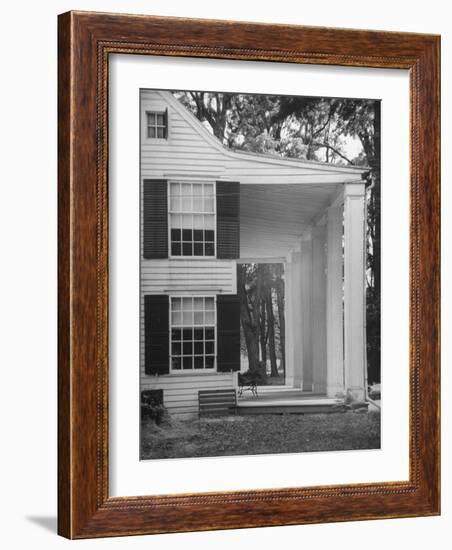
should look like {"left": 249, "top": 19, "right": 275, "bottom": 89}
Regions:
{"left": 141, "top": 89, "right": 370, "bottom": 417}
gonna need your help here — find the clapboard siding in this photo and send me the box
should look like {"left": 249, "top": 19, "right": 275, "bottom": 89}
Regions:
{"left": 141, "top": 90, "right": 227, "bottom": 180}
{"left": 141, "top": 260, "right": 236, "bottom": 293}
{"left": 141, "top": 372, "right": 236, "bottom": 416}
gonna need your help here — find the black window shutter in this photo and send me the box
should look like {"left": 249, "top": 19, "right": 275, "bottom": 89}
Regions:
{"left": 216, "top": 294, "right": 240, "bottom": 372}
{"left": 143, "top": 179, "right": 168, "bottom": 259}
{"left": 216, "top": 181, "right": 240, "bottom": 259}
{"left": 164, "top": 108, "right": 169, "bottom": 139}
{"left": 144, "top": 295, "right": 170, "bottom": 375}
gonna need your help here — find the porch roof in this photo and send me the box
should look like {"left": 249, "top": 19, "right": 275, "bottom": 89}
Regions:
{"left": 162, "top": 91, "right": 369, "bottom": 260}
{"left": 239, "top": 183, "right": 339, "bottom": 259}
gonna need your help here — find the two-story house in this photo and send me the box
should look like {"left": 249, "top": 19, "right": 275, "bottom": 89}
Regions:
{"left": 140, "top": 89, "right": 370, "bottom": 417}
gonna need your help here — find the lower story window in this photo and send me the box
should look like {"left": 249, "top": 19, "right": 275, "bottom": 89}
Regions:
{"left": 170, "top": 296, "right": 216, "bottom": 371}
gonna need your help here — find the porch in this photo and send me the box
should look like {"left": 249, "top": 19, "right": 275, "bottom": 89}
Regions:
{"left": 235, "top": 155, "right": 370, "bottom": 405}
{"left": 236, "top": 386, "right": 342, "bottom": 415}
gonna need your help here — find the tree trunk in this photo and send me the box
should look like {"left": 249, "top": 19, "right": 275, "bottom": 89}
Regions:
{"left": 265, "top": 287, "right": 279, "bottom": 377}
{"left": 237, "top": 264, "right": 260, "bottom": 371}
{"left": 275, "top": 265, "right": 285, "bottom": 378}
{"left": 259, "top": 298, "right": 267, "bottom": 365}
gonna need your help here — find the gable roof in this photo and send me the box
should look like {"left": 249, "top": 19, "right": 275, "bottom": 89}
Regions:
{"left": 158, "top": 90, "right": 370, "bottom": 183}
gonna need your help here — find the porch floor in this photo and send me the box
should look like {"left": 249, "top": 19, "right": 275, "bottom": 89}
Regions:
{"left": 237, "top": 387, "right": 342, "bottom": 415}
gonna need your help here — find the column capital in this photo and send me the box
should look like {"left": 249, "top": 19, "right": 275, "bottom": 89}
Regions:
{"left": 344, "top": 181, "right": 366, "bottom": 198}
{"left": 301, "top": 227, "right": 312, "bottom": 242}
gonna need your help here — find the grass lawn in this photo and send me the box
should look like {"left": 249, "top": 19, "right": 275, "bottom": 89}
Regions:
{"left": 140, "top": 410, "right": 380, "bottom": 460}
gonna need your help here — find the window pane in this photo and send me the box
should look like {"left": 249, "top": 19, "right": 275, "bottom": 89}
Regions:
{"left": 205, "top": 230, "right": 215, "bottom": 242}
{"left": 157, "top": 127, "right": 164, "bottom": 138}
{"left": 193, "top": 243, "right": 203, "bottom": 256}
{"left": 171, "top": 242, "right": 181, "bottom": 256}
{"left": 182, "top": 229, "right": 192, "bottom": 241}
{"left": 148, "top": 127, "right": 156, "bottom": 138}
{"left": 194, "top": 356, "right": 204, "bottom": 369}
{"left": 172, "top": 311, "right": 182, "bottom": 325}
{"left": 205, "top": 311, "right": 215, "bottom": 324}
{"left": 205, "top": 341, "right": 215, "bottom": 355}
{"left": 170, "top": 182, "right": 180, "bottom": 196}
{"left": 172, "top": 357, "right": 182, "bottom": 369}
{"left": 172, "top": 342, "right": 181, "bottom": 355}
{"left": 194, "top": 311, "right": 203, "bottom": 325}
{"left": 172, "top": 297, "right": 181, "bottom": 310}
{"left": 205, "top": 328, "right": 214, "bottom": 340}
{"left": 181, "top": 182, "right": 191, "bottom": 194}
{"left": 193, "top": 184, "right": 203, "bottom": 211}
{"left": 205, "top": 243, "right": 214, "bottom": 256}
{"left": 183, "top": 310, "right": 192, "bottom": 324}
{"left": 182, "top": 297, "right": 192, "bottom": 310}
{"left": 193, "top": 297, "right": 203, "bottom": 310}
{"left": 205, "top": 297, "right": 214, "bottom": 310}
{"left": 182, "top": 242, "right": 193, "bottom": 256}
{"left": 205, "top": 356, "right": 214, "bottom": 369}
{"left": 183, "top": 342, "right": 192, "bottom": 355}
{"left": 183, "top": 357, "right": 193, "bottom": 369}
{"left": 147, "top": 113, "right": 156, "bottom": 124}
{"left": 171, "top": 228, "right": 181, "bottom": 242}
{"left": 204, "top": 214, "right": 215, "bottom": 230}
{"left": 193, "top": 214, "right": 203, "bottom": 230}
{"left": 170, "top": 196, "right": 180, "bottom": 211}
{"left": 171, "top": 328, "right": 181, "bottom": 341}
{"left": 193, "top": 229, "right": 203, "bottom": 242}
{"left": 181, "top": 194, "right": 191, "bottom": 212}
{"left": 157, "top": 114, "right": 164, "bottom": 125}
{"left": 204, "top": 196, "right": 214, "bottom": 212}
{"left": 170, "top": 213, "right": 181, "bottom": 229}
{"left": 182, "top": 328, "right": 192, "bottom": 340}
{"left": 204, "top": 183, "right": 214, "bottom": 196}
{"left": 194, "top": 342, "right": 203, "bottom": 354}
{"left": 181, "top": 214, "right": 192, "bottom": 228}
{"left": 194, "top": 328, "right": 203, "bottom": 340}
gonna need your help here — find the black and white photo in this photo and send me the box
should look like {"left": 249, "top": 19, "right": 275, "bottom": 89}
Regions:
{"left": 139, "top": 88, "right": 381, "bottom": 460}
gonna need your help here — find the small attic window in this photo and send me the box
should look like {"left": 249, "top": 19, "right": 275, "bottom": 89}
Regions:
{"left": 146, "top": 109, "right": 168, "bottom": 138}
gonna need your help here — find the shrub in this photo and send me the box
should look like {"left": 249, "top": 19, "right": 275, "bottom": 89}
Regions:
{"left": 141, "top": 389, "right": 169, "bottom": 425}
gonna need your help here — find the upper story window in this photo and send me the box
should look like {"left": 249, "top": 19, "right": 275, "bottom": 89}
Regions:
{"left": 146, "top": 110, "right": 168, "bottom": 138}
{"left": 169, "top": 182, "right": 216, "bottom": 257}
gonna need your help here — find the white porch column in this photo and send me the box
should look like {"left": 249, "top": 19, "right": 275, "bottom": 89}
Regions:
{"left": 312, "top": 223, "right": 327, "bottom": 394}
{"left": 343, "top": 183, "right": 367, "bottom": 401}
{"left": 300, "top": 231, "right": 313, "bottom": 391}
{"left": 284, "top": 253, "right": 295, "bottom": 386}
{"left": 287, "top": 248, "right": 303, "bottom": 388}
{"left": 326, "top": 204, "right": 345, "bottom": 397}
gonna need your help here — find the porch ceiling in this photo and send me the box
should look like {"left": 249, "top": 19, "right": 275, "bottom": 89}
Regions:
{"left": 239, "top": 183, "right": 340, "bottom": 259}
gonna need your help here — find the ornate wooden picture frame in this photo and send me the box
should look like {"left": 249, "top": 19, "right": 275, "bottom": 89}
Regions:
{"left": 58, "top": 11, "right": 440, "bottom": 539}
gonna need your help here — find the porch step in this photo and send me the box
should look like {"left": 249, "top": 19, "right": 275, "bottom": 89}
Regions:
{"left": 236, "top": 397, "right": 342, "bottom": 415}
{"left": 239, "top": 389, "right": 327, "bottom": 402}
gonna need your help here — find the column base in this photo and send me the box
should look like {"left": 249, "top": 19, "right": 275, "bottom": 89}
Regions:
{"left": 346, "top": 387, "right": 366, "bottom": 402}
{"left": 302, "top": 380, "right": 313, "bottom": 392}
{"left": 327, "top": 385, "right": 345, "bottom": 399}
{"left": 312, "top": 382, "right": 326, "bottom": 394}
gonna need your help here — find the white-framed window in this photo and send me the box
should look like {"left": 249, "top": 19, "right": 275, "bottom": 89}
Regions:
{"left": 170, "top": 296, "right": 216, "bottom": 372}
{"left": 146, "top": 110, "right": 168, "bottom": 138}
{"left": 169, "top": 182, "right": 216, "bottom": 257}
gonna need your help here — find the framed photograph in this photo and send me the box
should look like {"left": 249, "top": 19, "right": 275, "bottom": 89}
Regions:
{"left": 58, "top": 11, "right": 440, "bottom": 538}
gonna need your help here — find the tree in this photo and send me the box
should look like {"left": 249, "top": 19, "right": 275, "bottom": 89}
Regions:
{"left": 237, "top": 264, "right": 260, "bottom": 371}
{"left": 274, "top": 263, "right": 286, "bottom": 377}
